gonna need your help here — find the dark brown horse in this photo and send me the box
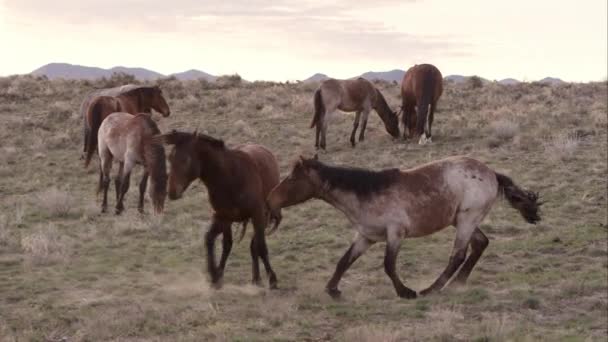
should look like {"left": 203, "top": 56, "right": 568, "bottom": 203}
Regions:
{"left": 311, "top": 78, "right": 400, "bottom": 150}
{"left": 267, "top": 155, "right": 541, "bottom": 298}
{"left": 82, "top": 84, "right": 170, "bottom": 166}
{"left": 97, "top": 113, "right": 167, "bottom": 215}
{"left": 159, "top": 131, "right": 282, "bottom": 289}
{"left": 401, "top": 64, "right": 443, "bottom": 144}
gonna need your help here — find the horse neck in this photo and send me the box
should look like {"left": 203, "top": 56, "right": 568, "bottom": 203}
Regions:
{"left": 317, "top": 186, "right": 363, "bottom": 220}
{"left": 372, "top": 91, "right": 393, "bottom": 124}
{"left": 195, "top": 143, "right": 229, "bottom": 187}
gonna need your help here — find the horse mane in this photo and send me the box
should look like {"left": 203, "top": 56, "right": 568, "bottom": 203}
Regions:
{"left": 196, "top": 133, "right": 225, "bottom": 149}
{"left": 306, "top": 160, "right": 400, "bottom": 198}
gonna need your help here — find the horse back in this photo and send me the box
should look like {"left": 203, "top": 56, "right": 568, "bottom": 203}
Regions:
{"left": 401, "top": 64, "right": 443, "bottom": 103}
{"left": 234, "top": 144, "right": 280, "bottom": 195}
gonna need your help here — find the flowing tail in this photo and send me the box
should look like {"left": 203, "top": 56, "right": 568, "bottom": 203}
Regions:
{"left": 84, "top": 102, "right": 103, "bottom": 168}
{"left": 236, "top": 210, "right": 282, "bottom": 243}
{"left": 495, "top": 172, "right": 542, "bottom": 224}
{"left": 310, "top": 89, "right": 324, "bottom": 128}
{"left": 142, "top": 118, "right": 167, "bottom": 214}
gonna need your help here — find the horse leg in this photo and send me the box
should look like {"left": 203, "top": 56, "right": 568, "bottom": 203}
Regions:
{"left": 384, "top": 228, "right": 417, "bottom": 299}
{"left": 218, "top": 223, "right": 233, "bottom": 277}
{"left": 350, "top": 111, "right": 361, "bottom": 147}
{"left": 100, "top": 151, "right": 113, "bottom": 213}
{"left": 315, "top": 123, "right": 321, "bottom": 149}
{"left": 205, "top": 217, "right": 228, "bottom": 288}
{"left": 252, "top": 211, "right": 278, "bottom": 289}
{"left": 325, "top": 233, "right": 374, "bottom": 298}
{"left": 358, "top": 109, "right": 370, "bottom": 142}
{"left": 249, "top": 235, "right": 261, "bottom": 286}
{"left": 452, "top": 228, "right": 489, "bottom": 285}
{"left": 115, "top": 159, "right": 134, "bottom": 215}
{"left": 320, "top": 113, "right": 330, "bottom": 150}
{"left": 428, "top": 104, "right": 435, "bottom": 141}
{"left": 115, "top": 162, "right": 124, "bottom": 203}
{"left": 420, "top": 221, "right": 477, "bottom": 296}
{"left": 137, "top": 171, "right": 149, "bottom": 213}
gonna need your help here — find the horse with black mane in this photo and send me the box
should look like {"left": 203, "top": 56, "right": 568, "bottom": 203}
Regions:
{"left": 158, "top": 131, "right": 282, "bottom": 289}
{"left": 401, "top": 64, "right": 443, "bottom": 144}
{"left": 267, "top": 155, "right": 541, "bottom": 298}
{"left": 311, "top": 78, "right": 400, "bottom": 150}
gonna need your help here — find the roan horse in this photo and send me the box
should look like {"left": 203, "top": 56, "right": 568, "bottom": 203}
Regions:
{"left": 267, "top": 155, "right": 541, "bottom": 298}
{"left": 82, "top": 84, "right": 171, "bottom": 166}
{"left": 97, "top": 113, "right": 167, "bottom": 215}
{"left": 401, "top": 64, "right": 443, "bottom": 144}
{"left": 311, "top": 78, "right": 400, "bottom": 150}
{"left": 158, "top": 131, "right": 282, "bottom": 289}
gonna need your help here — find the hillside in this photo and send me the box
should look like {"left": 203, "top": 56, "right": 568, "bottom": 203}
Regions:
{"left": 30, "top": 63, "right": 215, "bottom": 81}
{"left": 0, "top": 76, "right": 606, "bottom": 341}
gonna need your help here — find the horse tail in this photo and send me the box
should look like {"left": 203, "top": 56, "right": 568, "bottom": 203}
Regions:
{"left": 416, "top": 83, "right": 434, "bottom": 138}
{"left": 267, "top": 209, "right": 282, "bottom": 236}
{"left": 84, "top": 100, "right": 104, "bottom": 168}
{"left": 495, "top": 172, "right": 542, "bottom": 224}
{"left": 142, "top": 118, "right": 167, "bottom": 214}
{"left": 310, "top": 89, "right": 324, "bottom": 128}
{"left": 237, "top": 220, "right": 248, "bottom": 244}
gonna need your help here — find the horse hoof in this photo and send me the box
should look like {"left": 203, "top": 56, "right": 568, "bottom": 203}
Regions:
{"left": 269, "top": 275, "right": 278, "bottom": 289}
{"left": 326, "top": 287, "right": 342, "bottom": 299}
{"left": 398, "top": 288, "right": 418, "bottom": 299}
{"left": 419, "top": 287, "right": 435, "bottom": 296}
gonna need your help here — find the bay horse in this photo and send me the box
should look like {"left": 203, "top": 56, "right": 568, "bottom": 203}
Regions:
{"left": 401, "top": 64, "right": 443, "bottom": 144}
{"left": 310, "top": 78, "right": 400, "bottom": 150}
{"left": 267, "top": 155, "right": 541, "bottom": 298}
{"left": 82, "top": 84, "right": 170, "bottom": 166}
{"left": 158, "top": 131, "right": 282, "bottom": 289}
{"left": 97, "top": 113, "right": 167, "bottom": 215}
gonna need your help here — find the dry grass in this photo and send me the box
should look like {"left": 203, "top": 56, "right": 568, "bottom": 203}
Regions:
{"left": 0, "top": 76, "right": 606, "bottom": 341}
{"left": 37, "top": 187, "right": 76, "bottom": 217}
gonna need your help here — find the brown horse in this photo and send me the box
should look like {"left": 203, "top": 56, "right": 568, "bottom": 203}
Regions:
{"left": 97, "top": 113, "right": 167, "bottom": 215}
{"left": 158, "top": 131, "right": 282, "bottom": 289}
{"left": 401, "top": 64, "right": 443, "bottom": 144}
{"left": 267, "top": 155, "right": 541, "bottom": 298}
{"left": 310, "top": 78, "right": 400, "bottom": 150}
{"left": 82, "top": 84, "right": 170, "bottom": 166}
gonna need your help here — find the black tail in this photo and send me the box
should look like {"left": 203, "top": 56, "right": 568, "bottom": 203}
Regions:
{"left": 310, "top": 89, "right": 324, "bottom": 128}
{"left": 496, "top": 172, "right": 542, "bottom": 224}
{"left": 416, "top": 92, "right": 433, "bottom": 137}
{"left": 84, "top": 101, "right": 103, "bottom": 168}
{"left": 141, "top": 117, "right": 167, "bottom": 215}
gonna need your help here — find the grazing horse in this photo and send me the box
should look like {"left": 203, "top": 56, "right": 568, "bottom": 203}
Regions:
{"left": 82, "top": 84, "right": 170, "bottom": 166}
{"left": 267, "top": 155, "right": 541, "bottom": 298}
{"left": 310, "top": 78, "right": 400, "bottom": 150}
{"left": 97, "top": 113, "right": 167, "bottom": 215}
{"left": 401, "top": 64, "right": 443, "bottom": 144}
{"left": 159, "top": 131, "right": 282, "bottom": 289}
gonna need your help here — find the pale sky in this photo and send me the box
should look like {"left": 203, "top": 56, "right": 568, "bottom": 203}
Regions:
{"left": 1, "top": 0, "right": 606, "bottom": 82}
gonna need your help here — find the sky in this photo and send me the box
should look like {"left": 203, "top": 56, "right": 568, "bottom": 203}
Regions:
{"left": 0, "top": 0, "right": 606, "bottom": 82}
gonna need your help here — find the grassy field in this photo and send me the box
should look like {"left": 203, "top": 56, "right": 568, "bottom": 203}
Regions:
{"left": 0, "top": 74, "right": 606, "bottom": 341}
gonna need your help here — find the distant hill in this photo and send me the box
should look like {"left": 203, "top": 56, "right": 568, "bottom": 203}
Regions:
{"left": 30, "top": 63, "right": 215, "bottom": 81}
{"left": 359, "top": 69, "right": 405, "bottom": 82}
{"left": 498, "top": 78, "right": 520, "bottom": 85}
{"left": 444, "top": 74, "right": 491, "bottom": 84}
{"left": 538, "top": 77, "right": 565, "bottom": 85}
{"left": 303, "top": 73, "right": 330, "bottom": 82}
{"left": 170, "top": 69, "right": 216, "bottom": 81}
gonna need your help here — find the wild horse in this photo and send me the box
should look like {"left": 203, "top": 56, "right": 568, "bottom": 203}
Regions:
{"left": 159, "top": 131, "right": 282, "bottom": 289}
{"left": 267, "top": 155, "right": 541, "bottom": 298}
{"left": 401, "top": 64, "right": 443, "bottom": 144}
{"left": 310, "top": 78, "right": 400, "bottom": 150}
